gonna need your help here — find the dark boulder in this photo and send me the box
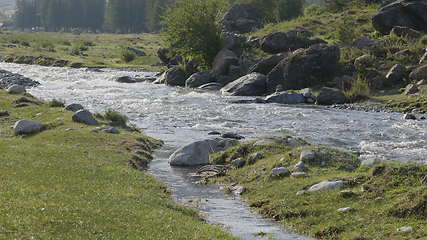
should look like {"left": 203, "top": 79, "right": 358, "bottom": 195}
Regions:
{"left": 219, "top": 4, "right": 262, "bottom": 34}
{"left": 212, "top": 48, "right": 239, "bottom": 76}
{"left": 185, "top": 72, "right": 215, "bottom": 88}
{"left": 266, "top": 44, "right": 340, "bottom": 92}
{"left": 409, "top": 64, "right": 427, "bottom": 81}
{"left": 372, "top": 0, "right": 427, "bottom": 34}
{"left": 260, "top": 31, "right": 326, "bottom": 54}
{"left": 390, "top": 26, "right": 423, "bottom": 39}
{"left": 385, "top": 64, "right": 407, "bottom": 86}
{"left": 316, "top": 87, "right": 347, "bottom": 105}
{"left": 221, "top": 73, "right": 267, "bottom": 96}
{"left": 249, "top": 53, "right": 288, "bottom": 75}
{"left": 164, "top": 66, "right": 187, "bottom": 87}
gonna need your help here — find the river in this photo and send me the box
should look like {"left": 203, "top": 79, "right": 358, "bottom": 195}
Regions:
{"left": 1, "top": 63, "right": 426, "bottom": 239}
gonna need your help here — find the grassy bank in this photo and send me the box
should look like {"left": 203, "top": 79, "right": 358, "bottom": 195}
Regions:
{"left": 209, "top": 137, "right": 426, "bottom": 240}
{"left": 0, "top": 90, "right": 235, "bottom": 239}
{"left": 0, "top": 32, "right": 163, "bottom": 71}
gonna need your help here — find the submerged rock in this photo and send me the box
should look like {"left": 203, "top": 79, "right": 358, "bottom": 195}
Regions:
{"left": 72, "top": 110, "right": 98, "bottom": 125}
{"left": 7, "top": 85, "right": 26, "bottom": 94}
{"left": 221, "top": 73, "right": 267, "bottom": 96}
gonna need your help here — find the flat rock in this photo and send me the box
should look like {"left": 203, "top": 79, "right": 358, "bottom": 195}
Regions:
{"left": 271, "top": 167, "right": 291, "bottom": 177}
{"left": 0, "top": 110, "right": 10, "bottom": 117}
{"left": 221, "top": 73, "right": 267, "bottom": 96}
{"left": 7, "top": 85, "right": 26, "bottom": 94}
{"left": 265, "top": 92, "right": 305, "bottom": 104}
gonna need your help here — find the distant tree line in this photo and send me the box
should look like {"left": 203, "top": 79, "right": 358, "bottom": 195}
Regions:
{"left": 14, "top": 0, "right": 171, "bottom": 33}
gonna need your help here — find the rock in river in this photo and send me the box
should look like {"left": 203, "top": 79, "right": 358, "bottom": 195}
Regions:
{"left": 221, "top": 73, "right": 267, "bottom": 96}
{"left": 169, "top": 138, "right": 239, "bottom": 167}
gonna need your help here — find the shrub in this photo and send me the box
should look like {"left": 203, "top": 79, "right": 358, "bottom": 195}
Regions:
{"left": 325, "top": 0, "right": 351, "bottom": 12}
{"left": 304, "top": 4, "right": 325, "bottom": 17}
{"left": 104, "top": 109, "right": 129, "bottom": 127}
{"left": 48, "top": 99, "right": 65, "bottom": 108}
{"left": 344, "top": 76, "right": 371, "bottom": 102}
{"left": 121, "top": 49, "right": 136, "bottom": 63}
{"left": 335, "top": 16, "right": 359, "bottom": 45}
{"left": 162, "top": 0, "right": 229, "bottom": 68}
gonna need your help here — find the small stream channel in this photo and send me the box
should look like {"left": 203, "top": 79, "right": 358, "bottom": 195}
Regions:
{"left": 1, "top": 62, "right": 426, "bottom": 239}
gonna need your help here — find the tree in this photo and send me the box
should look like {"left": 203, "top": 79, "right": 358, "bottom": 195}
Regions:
{"left": 162, "top": 0, "right": 229, "bottom": 67}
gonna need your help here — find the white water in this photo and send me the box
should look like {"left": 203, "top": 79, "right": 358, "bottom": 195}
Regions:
{"left": 1, "top": 63, "right": 426, "bottom": 239}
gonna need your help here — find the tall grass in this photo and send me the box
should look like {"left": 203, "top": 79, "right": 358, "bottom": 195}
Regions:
{"left": 344, "top": 76, "right": 371, "bottom": 102}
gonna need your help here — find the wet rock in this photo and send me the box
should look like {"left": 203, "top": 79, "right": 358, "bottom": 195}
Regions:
{"left": 164, "top": 66, "right": 187, "bottom": 87}
{"left": 267, "top": 44, "right": 340, "bottom": 92}
{"left": 221, "top": 73, "right": 267, "bottom": 96}
{"left": 233, "top": 185, "right": 246, "bottom": 195}
{"left": 260, "top": 31, "right": 326, "bottom": 54}
{"left": 372, "top": 0, "right": 427, "bottom": 34}
{"left": 232, "top": 158, "right": 246, "bottom": 168}
{"left": 403, "top": 113, "right": 417, "bottom": 120}
{"left": 316, "top": 87, "right": 347, "bottom": 105}
{"left": 13, "top": 120, "right": 44, "bottom": 135}
{"left": 169, "top": 138, "right": 239, "bottom": 167}
{"left": 409, "top": 64, "right": 427, "bottom": 81}
{"left": 72, "top": 110, "right": 98, "bottom": 125}
{"left": 385, "top": 64, "right": 407, "bottom": 86}
{"left": 307, "top": 180, "right": 345, "bottom": 192}
{"left": 0, "top": 110, "right": 10, "bottom": 117}
{"left": 0, "top": 69, "right": 40, "bottom": 89}
{"left": 208, "top": 131, "right": 221, "bottom": 135}
{"left": 300, "top": 88, "right": 313, "bottom": 98}
{"left": 390, "top": 26, "right": 423, "bottom": 39}
{"left": 198, "top": 82, "right": 223, "bottom": 91}
{"left": 116, "top": 76, "right": 144, "bottom": 83}
{"left": 185, "top": 72, "right": 214, "bottom": 88}
{"left": 65, "top": 103, "right": 84, "bottom": 112}
{"left": 265, "top": 92, "right": 305, "bottom": 104}
{"left": 219, "top": 4, "right": 262, "bottom": 34}
{"left": 403, "top": 84, "right": 418, "bottom": 95}
{"left": 271, "top": 167, "right": 291, "bottom": 177}
{"left": 222, "top": 132, "right": 245, "bottom": 140}
{"left": 7, "top": 85, "right": 26, "bottom": 94}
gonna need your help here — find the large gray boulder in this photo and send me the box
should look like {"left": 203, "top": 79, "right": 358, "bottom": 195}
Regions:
{"left": 219, "top": 4, "right": 262, "bottom": 34}
{"left": 267, "top": 44, "right": 340, "bottom": 92}
{"left": 7, "top": 84, "right": 26, "bottom": 94}
{"left": 260, "top": 31, "right": 326, "bottom": 54}
{"left": 13, "top": 120, "right": 44, "bottom": 135}
{"left": 212, "top": 48, "right": 239, "bottom": 76}
{"left": 169, "top": 138, "right": 239, "bottom": 167}
{"left": 316, "top": 87, "right": 347, "bottom": 105}
{"left": 221, "top": 73, "right": 267, "bottom": 96}
{"left": 249, "top": 53, "right": 288, "bottom": 75}
{"left": 372, "top": 0, "right": 427, "bottom": 34}
{"left": 116, "top": 76, "right": 144, "bottom": 83}
{"left": 265, "top": 92, "right": 306, "bottom": 104}
{"left": 409, "top": 64, "right": 427, "bottom": 81}
{"left": 185, "top": 72, "right": 214, "bottom": 88}
{"left": 164, "top": 66, "right": 187, "bottom": 87}
{"left": 72, "top": 110, "right": 98, "bottom": 125}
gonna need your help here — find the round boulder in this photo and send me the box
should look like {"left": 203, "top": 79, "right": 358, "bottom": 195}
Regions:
{"left": 185, "top": 72, "right": 214, "bottom": 88}
{"left": 221, "top": 73, "right": 267, "bottom": 96}
{"left": 316, "top": 87, "right": 347, "bottom": 105}
{"left": 72, "top": 110, "right": 98, "bottom": 125}
{"left": 13, "top": 120, "right": 44, "bottom": 135}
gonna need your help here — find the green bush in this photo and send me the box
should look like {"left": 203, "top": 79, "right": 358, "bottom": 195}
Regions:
{"left": 121, "top": 49, "right": 136, "bottom": 63}
{"left": 104, "top": 109, "right": 129, "bottom": 127}
{"left": 344, "top": 76, "right": 371, "bottom": 102}
{"left": 48, "top": 99, "right": 65, "bottom": 108}
{"left": 162, "top": 0, "right": 229, "bottom": 68}
{"left": 335, "top": 16, "right": 360, "bottom": 45}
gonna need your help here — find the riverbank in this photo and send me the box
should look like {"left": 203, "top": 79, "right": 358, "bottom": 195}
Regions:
{"left": 0, "top": 32, "right": 163, "bottom": 71}
{"left": 0, "top": 90, "right": 236, "bottom": 239}
{"left": 208, "top": 137, "right": 427, "bottom": 240}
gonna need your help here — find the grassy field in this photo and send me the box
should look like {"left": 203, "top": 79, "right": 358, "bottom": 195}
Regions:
{"left": 210, "top": 138, "right": 427, "bottom": 240}
{"left": 0, "top": 90, "right": 236, "bottom": 239}
{"left": 0, "top": 32, "right": 163, "bottom": 70}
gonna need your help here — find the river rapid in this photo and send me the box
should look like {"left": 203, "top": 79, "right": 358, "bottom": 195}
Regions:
{"left": 1, "top": 63, "right": 426, "bottom": 239}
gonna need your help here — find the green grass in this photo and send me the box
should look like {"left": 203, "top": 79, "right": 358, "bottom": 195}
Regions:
{"left": 0, "top": 32, "right": 163, "bottom": 70}
{"left": 0, "top": 90, "right": 236, "bottom": 239}
{"left": 209, "top": 138, "right": 427, "bottom": 240}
